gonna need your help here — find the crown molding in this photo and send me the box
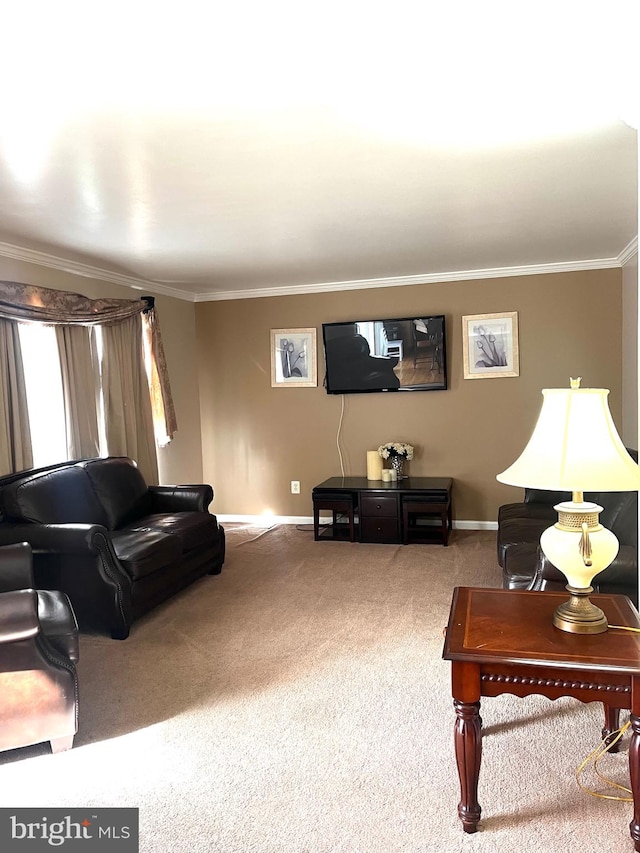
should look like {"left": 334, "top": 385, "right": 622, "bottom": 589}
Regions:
{"left": 0, "top": 241, "right": 197, "bottom": 302}
{"left": 618, "top": 235, "right": 638, "bottom": 265}
{"left": 1, "top": 236, "right": 636, "bottom": 303}
{"left": 195, "top": 255, "right": 627, "bottom": 301}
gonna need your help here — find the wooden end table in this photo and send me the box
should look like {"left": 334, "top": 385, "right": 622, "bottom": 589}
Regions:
{"left": 442, "top": 587, "right": 640, "bottom": 850}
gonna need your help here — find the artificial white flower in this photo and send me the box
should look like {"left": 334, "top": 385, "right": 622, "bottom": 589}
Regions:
{"left": 378, "top": 442, "right": 414, "bottom": 460}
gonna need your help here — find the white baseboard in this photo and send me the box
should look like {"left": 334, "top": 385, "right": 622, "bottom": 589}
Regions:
{"left": 455, "top": 520, "right": 498, "bottom": 531}
{"left": 216, "top": 514, "right": 498, "bottom": 531}
{"left": 217, "top": 514, "right": 312, "bottom": 527}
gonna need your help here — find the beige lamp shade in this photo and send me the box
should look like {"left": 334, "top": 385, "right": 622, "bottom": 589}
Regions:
{"left": 497, "top": 387, "right": 640, "bottom": 493}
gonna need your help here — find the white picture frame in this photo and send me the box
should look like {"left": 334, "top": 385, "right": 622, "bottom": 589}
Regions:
{"left": 270, "top": 328, "right": 317, "bottom": 387}
{"left": 462, "top": 312, "right": 519, "bottom": 379}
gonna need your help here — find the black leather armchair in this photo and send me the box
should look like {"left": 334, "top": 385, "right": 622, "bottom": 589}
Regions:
{"left": 0, "top": 542, "right": 79, "bottom": 753}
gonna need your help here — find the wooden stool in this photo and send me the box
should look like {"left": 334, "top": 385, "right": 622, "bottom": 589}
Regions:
{"left": 313, "top": 492, "right": 356, "bottom": 541}
{"left": 401, "top": 496, "right": 451, "bottom": 545}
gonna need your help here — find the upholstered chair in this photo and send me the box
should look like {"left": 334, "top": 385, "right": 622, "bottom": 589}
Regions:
{"left": 0, "top": 542, "right": 79, "bottom": 753}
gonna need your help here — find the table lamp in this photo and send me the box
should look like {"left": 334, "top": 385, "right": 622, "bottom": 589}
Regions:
{"left": 497, "top": 378, "right": 640, "bottom": 634}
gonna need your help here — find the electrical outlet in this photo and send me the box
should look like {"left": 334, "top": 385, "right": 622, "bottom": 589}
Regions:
{"left": 291, "top": 480, "right": 301, "bottom": 494}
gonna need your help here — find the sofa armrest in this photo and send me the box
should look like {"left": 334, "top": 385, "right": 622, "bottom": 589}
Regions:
{"left": 0, "top": 522, "right": 133, "bottom": 639}
{"left": 147, "top": 485, "right": 213, "bottom": 513}
{"left": 0, "top": 542, "right": 34, "bottom": 592}
{"left": 0, "top": 523, "right": 109, "bottom": 555}
{"left": 0, "top": 588, "right": 39, "bottom": 643}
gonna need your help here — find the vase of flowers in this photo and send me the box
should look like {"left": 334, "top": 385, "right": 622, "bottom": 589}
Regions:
{"left": 378, "top": 442, "right": 414, "bottom": 479}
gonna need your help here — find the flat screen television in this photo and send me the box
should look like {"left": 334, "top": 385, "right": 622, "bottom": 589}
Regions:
{"left": 322, "top": 315, "right": 447, "bottom": 394}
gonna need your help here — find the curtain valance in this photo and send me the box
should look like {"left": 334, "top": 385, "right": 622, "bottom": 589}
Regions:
{"left": 0, "top": 281, "right": 148, "bottom": 324}
{"left": 0, "top": 280, "right": 177, "bottom": 443}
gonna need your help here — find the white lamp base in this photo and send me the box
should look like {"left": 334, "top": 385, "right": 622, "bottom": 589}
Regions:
{"left": 553, "top": 585, "right": 608, "bottom": 634}
{"left": 540, "top": 499, "right": 616, "bottom": 635}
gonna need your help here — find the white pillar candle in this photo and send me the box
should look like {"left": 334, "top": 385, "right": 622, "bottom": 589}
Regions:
{"left": 381, "top": 470, "right": 392, "bottom": 482}
{"left": 367, "top": 450, "right": 383, "bottom": 480}
{"left": 389, "top": 468, "right": 397, "bottom": 481}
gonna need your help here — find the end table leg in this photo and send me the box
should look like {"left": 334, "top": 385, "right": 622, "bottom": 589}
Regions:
{"left": 630, "top": 714, "right": 640, "bottom": 851}
{"left": 602, "top": 705, "right": 621, "bottom": 753}
{"left": 454, "top": 699, "right": 482, "bottom": 832}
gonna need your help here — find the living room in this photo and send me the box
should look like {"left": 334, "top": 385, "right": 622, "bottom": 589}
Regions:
{"left": 1, "top": 4, "right": 640, "bottom": 851}
{"left": 1, "top": 177, "right": 638, "bottom": 853}
{"left": 0, "top": 259, "right": 635, "bottom": 529}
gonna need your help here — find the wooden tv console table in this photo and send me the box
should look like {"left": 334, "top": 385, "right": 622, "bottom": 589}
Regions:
{"left": 312, "top": 476, "right": 452, "bottom": 545}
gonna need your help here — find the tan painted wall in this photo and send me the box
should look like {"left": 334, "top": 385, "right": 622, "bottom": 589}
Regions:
{"left": 0, "top": 257, "right": 203, "bottom": 484}
{"left": 196, "top": 268, "right": 624, "bottom": 522}
{"left": 622, "top": 252, "right": 638, "bottom": 448}
{"left": 0, "top": 257, "right": 627, "bottom": 521}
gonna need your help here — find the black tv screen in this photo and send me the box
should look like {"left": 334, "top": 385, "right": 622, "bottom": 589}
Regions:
{"left": 322, "top": 315, "right": 447, "bottom": 394}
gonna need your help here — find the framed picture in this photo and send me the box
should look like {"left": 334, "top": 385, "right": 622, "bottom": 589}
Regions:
{"left": 270, "top": 328, "right": 317, "bottom": 387}
{"left": 462, "top": 312, "right": 519, "bottom": 379}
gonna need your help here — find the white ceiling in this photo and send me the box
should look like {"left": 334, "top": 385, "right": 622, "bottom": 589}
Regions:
{"left": 0, "top": 2, "right": 638, "bottom": 302}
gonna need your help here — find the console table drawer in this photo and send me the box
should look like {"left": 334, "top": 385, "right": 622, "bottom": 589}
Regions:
{"left": 360, "top": 494, "right": 398, "bottom": 517}
{"left": 361, "top": 516, "right": 399, "bottom": 541}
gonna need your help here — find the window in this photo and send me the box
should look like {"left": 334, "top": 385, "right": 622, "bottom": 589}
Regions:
{"left": 17, "top": 316, "right": 166, "bottom": 469}
{"left": 18, "top": 323, "right": 67, "bottom": 467}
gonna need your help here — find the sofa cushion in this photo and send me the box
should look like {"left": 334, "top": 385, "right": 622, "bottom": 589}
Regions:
{"left": 0, "top": 467, "right": 108, "bottom": 526}
{"left": 122, "top": 512, "right": 219, "bottom": 553}
{"left": 79, "top": 457, "right": 151, "bottom": 530}
{"left": 110, "top": 529, "right": 182, "bottom": 580}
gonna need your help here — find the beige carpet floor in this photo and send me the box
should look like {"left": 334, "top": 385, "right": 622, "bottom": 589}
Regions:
{"left": 0, "top": 525, "right": 635, "bottom": 853}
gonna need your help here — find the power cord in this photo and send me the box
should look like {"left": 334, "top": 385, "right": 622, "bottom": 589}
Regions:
{"left": 576, "top": 721, "right": 632, "bottom": 802}
{"left": 230, "top": 523, "right": 279, "bottom": 545}
{"left": 574, "top": 623, "right": 639, "bottom": 801}
{"left": 336, "top": 394, "right": 345, "bottom": 477}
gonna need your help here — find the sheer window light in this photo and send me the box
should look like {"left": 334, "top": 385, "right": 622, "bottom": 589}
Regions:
{"left": 18, "top": 323, "right": 67, "bottom": 467}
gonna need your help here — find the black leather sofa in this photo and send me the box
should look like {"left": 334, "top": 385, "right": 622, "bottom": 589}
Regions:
{"left": 498, "top": 450, "right": 638, "bottom": 606}
{"left": 0, "top": 457, "right": 225, "bottom": 639}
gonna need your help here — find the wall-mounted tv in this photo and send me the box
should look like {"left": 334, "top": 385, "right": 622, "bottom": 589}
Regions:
{"left": 322, "top": 315, "right": 447, "bottom": 394}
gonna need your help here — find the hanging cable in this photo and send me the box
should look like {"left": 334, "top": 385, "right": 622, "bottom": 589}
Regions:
{"left": 336, "top": 394, "right": 345, "bottom": 477}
